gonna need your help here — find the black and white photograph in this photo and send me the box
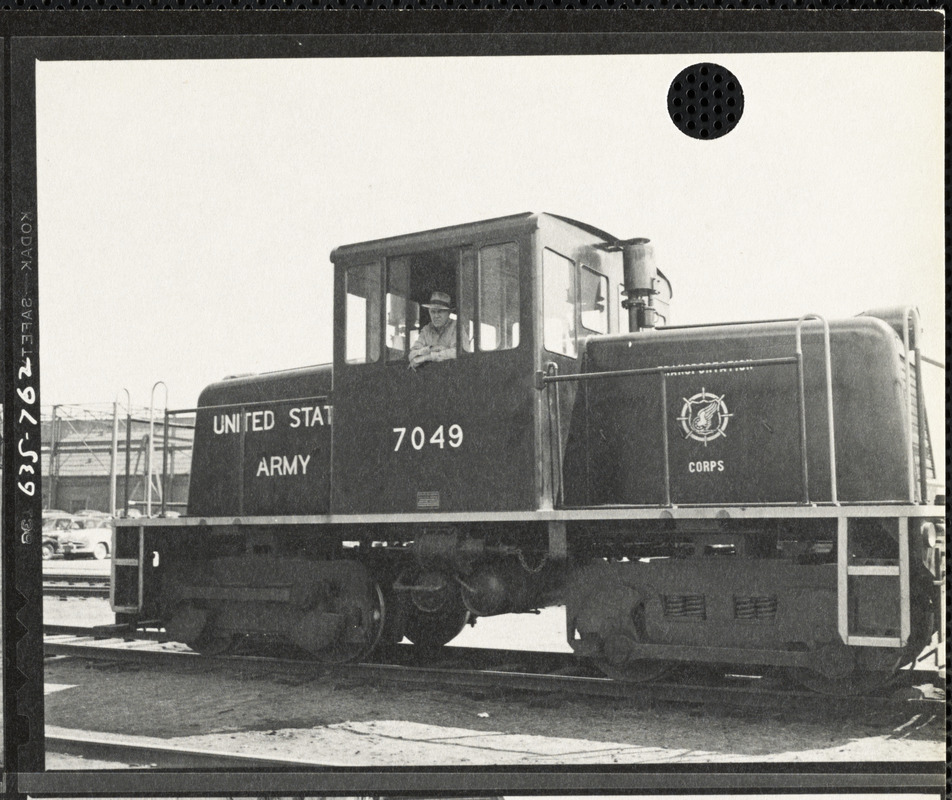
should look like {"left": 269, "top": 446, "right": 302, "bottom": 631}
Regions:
{"left": 1, "top": 11, "right": 946, "bottom": 798}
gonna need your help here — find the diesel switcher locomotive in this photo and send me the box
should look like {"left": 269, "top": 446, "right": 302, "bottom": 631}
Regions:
{"left": 111, "top": 213, "right": 945, "bottom": 695}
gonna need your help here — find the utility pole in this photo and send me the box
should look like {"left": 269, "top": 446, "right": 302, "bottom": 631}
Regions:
{"left": 48, "top": 405, "right": 59, "bottom": 510}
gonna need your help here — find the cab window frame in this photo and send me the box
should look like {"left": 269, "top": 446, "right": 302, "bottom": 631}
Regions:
{"left": 385, "top": 254, "right": 422, "bottom": 364}
{"left": 344, "top": 260, "right": 383, "bottom": 365}
{"left": 382, "top": 246, "right": 466, "bottom": 365}
{"left": 579, "top": 264, "right": 609, "bottom": 336}
{"left": 345, "top": 238, "right": 525, "bottom": 366}
{"left": 542, "top": 247, "right": 578, "bottom": 359}
{"left": 475, "top": 240, "right": 521, "bottom": 353}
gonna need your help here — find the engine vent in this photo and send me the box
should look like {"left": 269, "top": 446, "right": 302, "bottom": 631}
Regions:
{"left": 734, "top": 595, "right": 778, "bottom": 621}
{"left": 662, "top": 594, "right": 706, "bottom": 620}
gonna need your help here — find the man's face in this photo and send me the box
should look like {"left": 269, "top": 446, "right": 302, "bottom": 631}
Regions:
{"left": 429, "top": 308, "right": 450, "bottom": 331}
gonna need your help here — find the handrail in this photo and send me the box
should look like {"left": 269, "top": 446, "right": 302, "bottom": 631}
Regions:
{"left": 658, "top": 317, "right": 800, "bottom": 331}
{"left": 162, "top": 408, "right": 170, "bottom": 517}
{"left": 165, "top": 394, "right": 330, "bottom": 416}
{"left": 124, "top": 405, "right": 132, "bottom": 517}
{"left": 901, "top": 306, "right": 928, "bottom": 503}
{"left": 543, "top": 362, "right": 564, "bottom": 508}
{"left": 539, "top": 356, "right": 798, "bottom": 385}
{"left": 539, "top": 321, "right": 841, "bottom": 507}
{"left": 127, "top": 416, "right": 195, "bottom": 429}
{"left": 110, "top": 388, "right": 131, "bottom": 517}
{"left": 147, "top": 382, "right": 168, "bottom": 517}
{"left": 900, "top": 308, "right": 915, "bottom": 502}
{"left": 795, "top": 315, "right": 837, "bottom": 505}
{"left": 659, "top": 373, "right": 672, "bottom": 506}
{"left": 540, "top": 353, "right": 804, "bottom": 507}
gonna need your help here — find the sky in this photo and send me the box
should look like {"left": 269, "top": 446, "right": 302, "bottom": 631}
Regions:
{"left": 35, "top": 51, "right": 944, "bottom": 468}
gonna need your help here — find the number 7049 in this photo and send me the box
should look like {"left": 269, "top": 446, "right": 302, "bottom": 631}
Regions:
{"left": 393, "top": 424, "right": 463, "bottom": 452}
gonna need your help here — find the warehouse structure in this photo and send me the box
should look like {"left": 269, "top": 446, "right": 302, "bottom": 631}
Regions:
{"left": 40, "top": 403, "right": 194, "bottom": 515}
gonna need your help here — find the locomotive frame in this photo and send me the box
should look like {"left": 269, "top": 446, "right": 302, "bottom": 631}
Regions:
{"left": 110, "top": 212, "right": 945, "bottom": 696}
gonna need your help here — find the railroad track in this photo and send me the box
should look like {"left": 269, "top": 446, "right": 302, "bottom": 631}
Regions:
{"left": 44, "top": 625, "right": 944, "bottom": 712}
{"left": 46, "top": 725, "right": 344, "bottom": 768}
{"left": 43, "top": 575, "right": 110, "bottom": 598}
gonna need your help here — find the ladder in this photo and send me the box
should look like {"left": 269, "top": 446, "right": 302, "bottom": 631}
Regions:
{"left": 111, "top": 524, "right": 145, "bottom": 615}
{"left": 836, "top": 517, "right": 910, "bottom": 647}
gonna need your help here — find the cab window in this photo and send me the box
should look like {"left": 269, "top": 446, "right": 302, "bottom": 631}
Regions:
{"left": 543, "top": 248, "right": 577, "bottom": 357}
{"left": 579, "top": 266, "right": 608, "bottom": 334}
{"left": 385, "top": 255, "right": 421, "bottom": 361}
{"left": 385, "top": 246, "right": 465, "bottom": 363}
{"left": 478, "top": 242, "right": 520, "bottom": 351}
{"left": 345, "top": 263, "right": 382, "bottom": 364}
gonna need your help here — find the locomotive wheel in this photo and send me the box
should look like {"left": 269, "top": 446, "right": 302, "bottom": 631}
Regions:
{"left": 404, "top": 597, "right": 470, "bottom": 650}
{"left": 792, "top": 641, "right": 902, "bottom": 696}
{"left": 190, "top": 629, "right": 236, "bottom": 657}
{"left": 594, "top": 631, "right": 672, "bottom": 683}
{"left": 570, "top": 575, "right": 671, "bottom": 683}
{"left": 793, "top": 667, "right": 898, "bottom": 697}
{"left": 596, "top": 658, "right": 671, "bottom": 683}
{"left": 312, "top": 581, "right": 387, "bottom": 664}
{"left": 794, "top": 583, "right": 934, "bottom": 697}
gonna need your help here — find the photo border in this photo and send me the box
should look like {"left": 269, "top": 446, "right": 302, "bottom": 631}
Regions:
{"left": 1, "top": 10, "right": 945, "bottom": 797}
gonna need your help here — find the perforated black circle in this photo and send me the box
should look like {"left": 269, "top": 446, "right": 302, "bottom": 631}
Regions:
{"left": 668, "top": 63, "right": 743, "bottom": 140}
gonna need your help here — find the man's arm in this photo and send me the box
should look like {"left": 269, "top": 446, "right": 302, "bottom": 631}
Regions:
{"left": 427, "top": 346, "right": 457, "bottom": 362}
{"left": 408, "top": 325, "right": 432, "bottom": 367}
{"left": 409, "top": 326, "right": 431, "bottom": 355}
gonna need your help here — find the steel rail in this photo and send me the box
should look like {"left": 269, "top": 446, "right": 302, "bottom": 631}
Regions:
{"left": 43, "top": 575, "right": 110, "bottom": 599}
{"left": 42, "top": 572, "right": 110, "bottom": 584}
{"left": 44, "top": 624, "right": 166, "bottom": 641}
{"left": 44, "top": 631, "right": 943, "bottom": 711}
{"left": 44, "top": 584, "right": 110, "bottom": 598}
{"left": 46, "top": 728, "right": 335, "bottom": 768}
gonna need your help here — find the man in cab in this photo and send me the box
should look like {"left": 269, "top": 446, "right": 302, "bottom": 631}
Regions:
{"left": 408, "top": 291, "right": 467, "bottom": 369}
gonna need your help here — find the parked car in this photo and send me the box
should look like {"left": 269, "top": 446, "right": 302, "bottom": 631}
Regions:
{"left": 43, "top": 513, "right": 76, "bottom": 532}
{"left": 41, "top": 514, "right": 76, "bottom": 560}
{"left": 58, "top": 518, "right": 114, "bottom": 560}
{"left": 41, "top": 533, "right": 62, "bottom": 560}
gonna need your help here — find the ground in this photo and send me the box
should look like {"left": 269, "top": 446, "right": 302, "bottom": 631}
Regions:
{"left": 43, "top": 590, "right": 945, "bottom": 769}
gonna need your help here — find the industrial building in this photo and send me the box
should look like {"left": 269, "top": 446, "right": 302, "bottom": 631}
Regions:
{"left": 38, "top": 403, "right": 194, "bottom": 516}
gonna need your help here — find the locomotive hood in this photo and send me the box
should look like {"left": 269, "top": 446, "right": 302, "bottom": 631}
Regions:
{"left": 564, "top": 314, "right": 915, "bottom": 507}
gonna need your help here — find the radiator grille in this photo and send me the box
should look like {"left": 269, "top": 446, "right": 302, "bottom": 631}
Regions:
{"left": 662, "top": 594, "right": 706, "bottom": 620}
{"left": 733, "top": 595, "right": 778, "bottom": 621}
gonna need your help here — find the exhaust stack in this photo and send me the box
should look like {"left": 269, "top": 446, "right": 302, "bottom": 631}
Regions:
{"left": 620, "top": 237, "right": 658, "bottom": 332}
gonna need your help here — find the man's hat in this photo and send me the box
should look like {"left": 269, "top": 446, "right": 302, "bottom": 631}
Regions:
{"left": 422, "top": 291, "right": 453, "bottom": 310}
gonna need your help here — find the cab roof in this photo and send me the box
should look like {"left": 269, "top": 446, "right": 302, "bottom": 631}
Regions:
{"left": 330, "top": 212, "right": 622, "bottom": 262}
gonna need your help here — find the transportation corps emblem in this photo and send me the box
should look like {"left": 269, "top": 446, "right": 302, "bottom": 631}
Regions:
{"left": 677, "top": 389, "right": 732, "bottom": 445}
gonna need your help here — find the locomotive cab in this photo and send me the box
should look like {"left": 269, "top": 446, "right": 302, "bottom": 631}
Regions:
{"left": 330, "top": 212, "right": 671, "bottom": 514}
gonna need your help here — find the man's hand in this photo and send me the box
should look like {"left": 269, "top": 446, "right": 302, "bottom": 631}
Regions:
{"left": 408, "top": 347, "right": 431, "bottom": 370}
